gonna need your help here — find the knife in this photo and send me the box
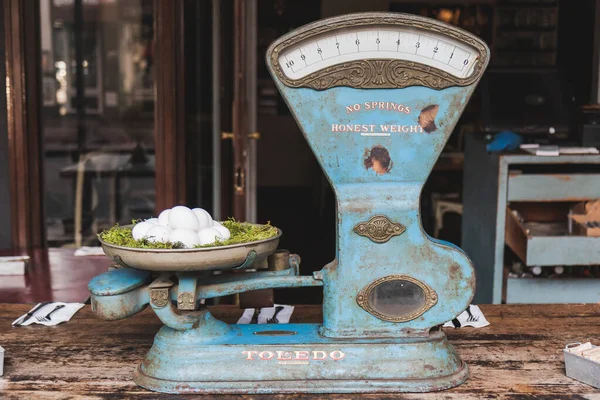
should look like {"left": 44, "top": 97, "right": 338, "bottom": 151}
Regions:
{"left": 250, "top": 308, "right": 260, "bottom": 324}
{"left": 12, "top": 302, "right": 51, "bottom": 326}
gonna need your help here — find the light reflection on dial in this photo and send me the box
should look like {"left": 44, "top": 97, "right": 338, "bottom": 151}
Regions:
{"left": 278, "top": 26, "right": 479, "bottom": 80}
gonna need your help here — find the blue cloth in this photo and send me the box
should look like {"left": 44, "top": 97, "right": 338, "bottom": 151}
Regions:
{"left": 486, "top": 131, "right": 523, "bottom": 153}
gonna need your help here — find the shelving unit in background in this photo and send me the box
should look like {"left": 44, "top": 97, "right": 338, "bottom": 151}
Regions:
{"left": 491, "top": 0, "right": 559, "bottom": 68}
{"left": 462, "top": 133, "right": 600, "bottom": 304}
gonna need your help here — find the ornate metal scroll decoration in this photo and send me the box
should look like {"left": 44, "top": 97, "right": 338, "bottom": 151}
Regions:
{"left": 268, "top": 13, "right": 489, "bottom": 90}
{"left": 356, "top": 275, "right": 438, "bottom": 323}
{"left": 150, "top": 289, "right": 170, "bottom": 308}
{"left": 281, "top": 59, "right": 460, "bottom": 91}
{"left": 353, "top": 215, "right": 405, "bottom": 243}
{"left": 177, "top": 293, "right": 196, "bottom": 310}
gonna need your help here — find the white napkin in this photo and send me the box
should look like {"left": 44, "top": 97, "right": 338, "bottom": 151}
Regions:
{"left": 443, "top": 305, "right": 490, "bottom": 329}
{"left": 12, "top": 302, "right": 85, "bottom": 326}
{"left": 0, "top": 255, "right": 29, "bottom": 275}
{"left": 237, "top": 304, "right": 294, "bottom": 324}
{"left": 74, "top": 246, "right": 105, "bottom": 256}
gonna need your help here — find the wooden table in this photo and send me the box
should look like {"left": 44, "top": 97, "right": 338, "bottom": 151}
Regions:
{"left": 1, "top": 303, "right": 599, "bottom": 399}
{"left": 0, "top": 249, "right": 111, "bottom": 303}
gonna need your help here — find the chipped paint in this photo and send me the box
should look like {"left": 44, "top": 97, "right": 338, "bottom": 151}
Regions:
{"left": 364, "top": 146, "right": 392, "bottom": 174}
{"left": 418, "top": 104, "right": 440, "bottom": 133}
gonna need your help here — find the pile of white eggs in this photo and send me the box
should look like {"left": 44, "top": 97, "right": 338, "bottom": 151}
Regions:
{"left": 131, "top": 206, "right": 230, "bottom": 248}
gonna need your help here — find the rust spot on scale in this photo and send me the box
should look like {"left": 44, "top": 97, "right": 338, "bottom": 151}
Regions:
{"left": 418, "top": 104, "right": 439, "bottom": 133}
{"left": 364, "top": 146, "right": 392, "bottom": 175}
{"left": 449, "top": 264, "right": 461, "bottom": 280}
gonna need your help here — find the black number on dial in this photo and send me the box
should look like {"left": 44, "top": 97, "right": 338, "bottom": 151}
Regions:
{"left": 355, "top": 39, "right": 360, "bottom": 45}
{"left": 463, "top": 59, "right": 469, "bottom": 65}
{"left": 433, "top": 46, "right": 438, "bottom": 53}
{"left": 300, "top": 54, "right": 306, "bottom": 61}
{"left": 415, "top": 42, "right": 420, "bottom": 48}
{"left": 336, "top": 42, "right": 340, "bottom": 49}
{"left": 317, "top": 48, "right": 322, "bottom": 54}
{"left": 376, "top": 38, "right": 380, "bottom": 45}
{"left": 285, "top": 60, "right": 294, "bottom": 68}
{"left": 396, "top": 39, "right": 400, "bottom": 45}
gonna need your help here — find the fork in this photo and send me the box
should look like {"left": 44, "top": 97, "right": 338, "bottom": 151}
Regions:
{"left": 465, "top": 307, "right": 479, "bottom": 323}
{"left": 267, "top": 306, "right": 284, "bottom": 324}
{"left": 36, "top": 304, "right": 65, "bottom": 322}
{"left": 12, "top": 301, "right": 51, "bottom": 326}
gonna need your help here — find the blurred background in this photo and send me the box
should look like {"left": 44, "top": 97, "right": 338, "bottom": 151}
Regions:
{"left": 0, "top": 0, "right": 599, "bottom": 305}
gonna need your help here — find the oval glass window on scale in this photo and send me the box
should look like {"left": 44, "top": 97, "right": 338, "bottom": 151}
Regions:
{"left": 357, "top": 275, "right": 438, "bottom": 322}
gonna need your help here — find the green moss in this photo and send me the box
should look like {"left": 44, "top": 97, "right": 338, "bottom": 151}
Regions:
{"left": 98, "top": 218, "right": 278, "bottom": 249}
{"left": 97, "top": 224, "right": 185, "bottom": 249}
{"left": 197, "top": 219, "right": 279, "bottom": 248}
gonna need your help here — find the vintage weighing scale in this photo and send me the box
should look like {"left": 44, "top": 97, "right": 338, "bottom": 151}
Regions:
{"left": 88, "top": 12, "right": 489, "bottom": 394}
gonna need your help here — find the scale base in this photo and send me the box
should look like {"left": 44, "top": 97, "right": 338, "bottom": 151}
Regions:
{"left": 133, "top": 323, "right": 469, "bottom": 394}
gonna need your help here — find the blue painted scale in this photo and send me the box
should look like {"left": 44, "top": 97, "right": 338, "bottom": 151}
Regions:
{"left": 88, "top": 12, "right": 490, "bottom": 394}
{"left": 289, "top": 85, "right": 477, "bottom": 338}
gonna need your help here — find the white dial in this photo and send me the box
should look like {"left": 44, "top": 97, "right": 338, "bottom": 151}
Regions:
{"left": 278, "top": 26, "right": 479, "bottom": 80}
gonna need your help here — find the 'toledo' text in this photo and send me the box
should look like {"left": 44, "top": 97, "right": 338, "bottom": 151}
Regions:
{"left": 242, "top": 350, "right": 346, "bottom": 364}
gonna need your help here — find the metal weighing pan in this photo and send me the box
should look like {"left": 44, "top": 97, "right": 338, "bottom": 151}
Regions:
{"left": 98, "top": 224, "right": 282, "bottom": 272}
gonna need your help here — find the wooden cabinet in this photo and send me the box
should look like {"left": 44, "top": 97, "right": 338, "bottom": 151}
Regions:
{"left": 462, "top": 133, "right": 600, "bottom": 303}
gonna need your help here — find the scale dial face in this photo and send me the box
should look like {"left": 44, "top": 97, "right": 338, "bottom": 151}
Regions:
{"left": 279, "top": 26, "right": 479, "bottom": 80}
{"left": 267, "top": 13, "right": 489, "bottom": 90}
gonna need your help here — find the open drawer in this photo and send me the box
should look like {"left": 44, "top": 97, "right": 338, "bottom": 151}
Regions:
{"left": 505, "top": 204, "right": 600, "bottom": 266}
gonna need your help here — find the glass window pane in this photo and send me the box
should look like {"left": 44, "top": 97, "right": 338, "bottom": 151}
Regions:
{"left": 183, "top": 0, "right": 215, "bottom": 215}
{"left": 41, "top": 0, "right": 155, "bottom": 246}
{"left": 368, "top": 279, "right": 427, "bottom": 318}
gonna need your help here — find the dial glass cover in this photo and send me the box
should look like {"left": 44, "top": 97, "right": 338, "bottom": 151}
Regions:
{"left": 278, "top": 25, "right": 480, "bottom": 81}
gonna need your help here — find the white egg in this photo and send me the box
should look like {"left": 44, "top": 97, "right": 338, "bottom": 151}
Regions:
{"left": 158, "top": 209, "right": 171, "bottom": 227}
{"left": 192, "top": 208, "right": 213, "bottom": 230}
{"left": 212, "top": 220, "right": 223, "bottom": 227}
{"left": 145, "top": 225, "right": 172, "bottom": 243}
{"left": 197, "top": 227, "right": 223, "bottom": 246}
{"left": 169, "top": 206, "right": 200, "bottom": 231}
{"left": 212, "top": 225, "right": 230, "bottom": 240}
{"left": 169, "top": 229, "right": 201, "bottom": 248}
{"left": 131, "top": 221, "right": 154, "bottom": 240}
{"left": 145, "top": 218, "right": 159, "bottom": 225}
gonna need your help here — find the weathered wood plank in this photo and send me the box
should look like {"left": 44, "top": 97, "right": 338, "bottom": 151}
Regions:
{"left": 1, "top": 304, "right": 599, "bottom": 399}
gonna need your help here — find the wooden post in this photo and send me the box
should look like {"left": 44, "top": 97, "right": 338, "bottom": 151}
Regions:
{"left": 153, "top": 0, "right": 187, "bottom": 211}
{"left": 232, "top": 0, "right": 249, "bottom": 221}
{"left": 4, "top": 0, "right": 45, "bottom": 250}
